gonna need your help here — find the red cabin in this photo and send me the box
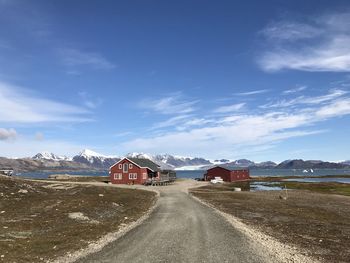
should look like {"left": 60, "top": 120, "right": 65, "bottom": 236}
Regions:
{"left": 109, "top": 157, "right": 161, "bottom": 184}
{"left": 204, "top": 166, "right": 250, "bottom": 182}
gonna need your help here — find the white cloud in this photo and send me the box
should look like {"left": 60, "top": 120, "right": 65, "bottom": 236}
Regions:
{"left": 78, "top": 91, "right": 103, "bottom": 109}
{"left": 259, "top": 13, "right": 350, "bottom": 72}
{"left": 0, "top": 81, "right": 92, "bottom": 123}
{"left": 234, "top": 89, "right": 268, "bottom": 96}
{"left": 0, "top": 128, "right": 17, "bottom": 141}
{"left": 316, "top": 98, "right": 350, "bottom": 118}
{"left": 59, "top": 48, "right": 115, "bottom": 70}
{"left": 214, "top": 103, "right": 245, "bottom": 113}
{"left": 122, "top": 89, "right": 350, "bottom": 159}
{"left": 140, "top": 94, "right": 198, "bottom": 115}
{"left": 34, "top": 132, "right": 44, "bottom": 141}
{"left": 152, "top": 115, "right": 191, "bottom": 129}
{"left": 122, "top": 112, "right": 320, "bottom": 158}
{"left": 283, "top": 85, "right": 307, "bottom": 95}
{"left": 261, "top": 89, "right": 347, "bottom": 108}
{"left": 261, "top": 21, "right": 322, "bottom": 41}
{"left": 0, "top": 137, "right": 85, "bottom": 158}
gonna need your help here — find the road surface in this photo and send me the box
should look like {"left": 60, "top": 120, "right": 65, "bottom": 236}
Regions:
{"left": 75, "top": 181, "right": 274, "bottom": 263}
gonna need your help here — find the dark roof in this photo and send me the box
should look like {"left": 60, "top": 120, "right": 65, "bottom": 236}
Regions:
{"left": 208, "top": 165, "right": 248, "bottom": 172}
{"left": 128, "top": 158, "right": 160, "bottom": 172}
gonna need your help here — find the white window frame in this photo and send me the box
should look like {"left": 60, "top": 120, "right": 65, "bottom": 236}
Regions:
{"left": 142, "top": 172, "right": 147, "bottom": 179}
{"left": 129, "top": 173, "right": 137, "bottom": 179}
{"left": 114, "top": 173, "right": 122, "bottom": 180}
{"left": 129, "top": 163, "right": 133, "bottom": 169}
{"left": 118, "top": 164, "right": 122, "bottom": 169}
{"left": 123, "top": 163, "right": 128, "bottom": 173}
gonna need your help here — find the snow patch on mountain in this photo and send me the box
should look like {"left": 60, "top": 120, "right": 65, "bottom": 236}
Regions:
{"left": 174, "top": 165, "right": 207, "bottom": 171}
{"left": 32, "top": 152, "right": 71, "bottom": 161}
{"left": 72, "top": 149, "right": 120, "bottom": 168}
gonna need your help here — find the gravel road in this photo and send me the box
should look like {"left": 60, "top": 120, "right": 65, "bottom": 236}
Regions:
{"left": 75, "top": 183, "right": 275, "bottom": 263}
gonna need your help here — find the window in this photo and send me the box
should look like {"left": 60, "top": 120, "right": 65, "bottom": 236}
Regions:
{"left": 118, "top": 164, "right": 122, "bottom": 169}
{"left": 129, "top": 173, "right": 137, "bottom": 179}
{"left": 129, "top": 163, "right": 133, "bottom": 169}
{"left": 142, "top": 173, "right": 147, "bottom": 179}
{"left": 123, "top": 163, "right": 128, "bottom": 173}
{"left": 114, "top": 173, "right": 122, "bottom": 180}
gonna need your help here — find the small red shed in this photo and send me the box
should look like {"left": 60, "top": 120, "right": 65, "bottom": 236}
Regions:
{"left": 204, "top": 166, "right": 250, "bottom": 182}
{"left": 109, "top": 157, "right": 161, "bottom": 184}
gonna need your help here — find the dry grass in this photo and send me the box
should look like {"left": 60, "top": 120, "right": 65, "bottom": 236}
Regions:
{"left": 0, "top": 176, "right": 156, "bottom": 263}
{"left": 191, "top": 184, "right": 350, "bottom": 263}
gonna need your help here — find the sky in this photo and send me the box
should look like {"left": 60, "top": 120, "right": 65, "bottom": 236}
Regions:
{"left": 1, "top": 0, "right": 350, "bottom": 162}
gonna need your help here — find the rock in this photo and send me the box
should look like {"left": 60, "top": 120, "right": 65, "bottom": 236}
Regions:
{"left": 68, "top": 212, "right": 99, "bottom": 224}
{"left": 0, "top": 211, "right": 5, "bottom": 214}
{"left": 68, "top": 212, "right": 90, "bottom": 221}
{"left": 18, "top": 189, "right": 28, "bottom": 194}
{"left": 98, "top": 194, "right": 104, "bottom": 197}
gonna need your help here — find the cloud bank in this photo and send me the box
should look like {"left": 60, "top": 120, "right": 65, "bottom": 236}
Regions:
{"left": 258, "top": 12, "right": 350, "bottom": 72}
{"left": 0, "top": 81, "right": 92, "bottom": 123}
{"left": 122, "top": 88, "right": 350, "bottom": 158}
{"left": 0, "top": 128, "right": 17, "bottom": 141}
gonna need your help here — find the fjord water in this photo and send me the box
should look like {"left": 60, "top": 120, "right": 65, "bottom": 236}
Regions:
{"left": 175, "top": 169, "right": 350, "bottom": 179}
{"left": 18, "top": 168, "right": 350, "bottom": 181}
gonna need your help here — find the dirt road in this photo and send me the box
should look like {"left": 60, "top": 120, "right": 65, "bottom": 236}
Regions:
{"left": 74, "top": 181, "right": 294, "bottom": 263}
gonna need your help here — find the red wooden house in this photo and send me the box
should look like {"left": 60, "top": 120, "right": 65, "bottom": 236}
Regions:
{"left": 109, "top": 157, "right": 161, "bottom": 184}
{"left": 204, "top": 166, "right": 250, "bottom": 182}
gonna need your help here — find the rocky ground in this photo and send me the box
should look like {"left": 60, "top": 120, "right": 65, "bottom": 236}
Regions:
{"left": 190, "top": 183, "right": 350, "bottom": 263}
{"left": 0, "top": 175, "right": 156, "bottom": 263}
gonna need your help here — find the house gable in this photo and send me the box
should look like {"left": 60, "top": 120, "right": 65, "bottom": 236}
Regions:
{"left": 110, "top": 157, "right": 160, "bottom": 172}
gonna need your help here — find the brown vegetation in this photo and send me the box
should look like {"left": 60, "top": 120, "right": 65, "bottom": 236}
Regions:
{"left": 191, "top": 183, "right": 350, "bottom": 263}
{"left": 0, "top": 176, "right": 156, "bottom": 262}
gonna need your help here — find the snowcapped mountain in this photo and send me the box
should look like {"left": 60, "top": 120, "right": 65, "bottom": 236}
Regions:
{"left": 31, "top": 149, "right": 120, "bottom": 169}
{"left": 341, "top": 160, "right": 350, "bottom": 165}
{"left": 30, "top": 150, "right": 277, "bottom": 170}
{"left": 72, "top": 149, "right": 120, "bottom": 168}
{"left": 275, "top": 159, "right": 348, "bottom": 169}
{"left": 32, "top": 152, "right": 71, "bottom": 161}
{"left": 8, "top": 150, "right": 348, "bottom": 172}
{"left": 227, "top": 159, "right": 256, "bottom": 167}
{"left": 212, "top": 159, "right": 231, "bottom": 165}
{"left": 126, "top": 152, "right": 212, "bottom": 170}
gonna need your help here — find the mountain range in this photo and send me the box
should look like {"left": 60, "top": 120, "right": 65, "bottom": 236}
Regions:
{"left": 0, "top": 149, "right": 349, "bottom": 172}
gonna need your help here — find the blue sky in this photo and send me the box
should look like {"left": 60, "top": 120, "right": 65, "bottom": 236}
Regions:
{"left": 1, "top": 0, "right": 350, "bottom": 162}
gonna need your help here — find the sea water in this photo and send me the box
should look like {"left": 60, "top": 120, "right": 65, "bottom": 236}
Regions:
{"left": 17, "top": 168, "right": 350, "bottom": 183}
